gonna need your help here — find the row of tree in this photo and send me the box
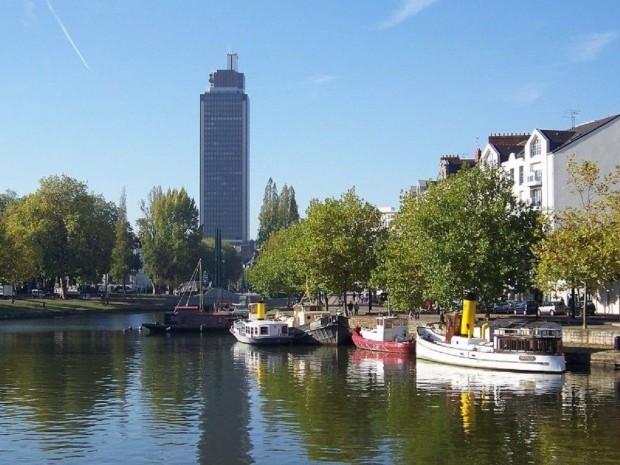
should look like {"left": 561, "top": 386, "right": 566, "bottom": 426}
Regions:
{"left": 0, "top": 176, "right": 243, "bottom": 297}
{"left": 249, "top": 158, "right": 620, "bottom": 327}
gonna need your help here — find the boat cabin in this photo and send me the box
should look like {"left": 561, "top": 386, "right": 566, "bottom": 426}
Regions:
{"left": 491, "top": 320, "right": 563, "bottom": 354}
{"left": 238, "top": 321, "right": 290, "bottom": 338}
{"left": 360, "top": 316, "right": 409, "bottom": 342}
{"left": 289, "top": 303, "right": 333, "bottom": 327}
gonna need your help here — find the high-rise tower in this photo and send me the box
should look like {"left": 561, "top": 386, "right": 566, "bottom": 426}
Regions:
{"left": 199, "top": 53, "right": 249, "bottom": 244}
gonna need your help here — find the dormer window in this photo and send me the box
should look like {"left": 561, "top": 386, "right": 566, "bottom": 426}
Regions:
{"left": 531, "top": 136, "right": 541, "bottom": 157}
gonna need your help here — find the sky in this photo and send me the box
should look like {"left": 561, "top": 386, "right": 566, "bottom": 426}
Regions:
{"left": 2, "top": 0, "right": 619, "bottom": 240}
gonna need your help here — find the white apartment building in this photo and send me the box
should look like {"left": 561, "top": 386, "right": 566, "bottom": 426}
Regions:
{"left": 480, "top": 113, "right": 620, "bottom": 314}
{"left": 378, "top": 207, "right": 398, "bottom": 229}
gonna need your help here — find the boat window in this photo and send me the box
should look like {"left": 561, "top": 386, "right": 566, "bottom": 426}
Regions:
{"left": 282, "top": 326, "right": 288, "bottom": 335}
{"left": 383, "top": 320, "right": 392, "bottom": 328}
{"left": 260, "top": 326, "right": 269, "bottom": 335}
{"left": 496, "top": 336, "right": 560, "bottom": 354}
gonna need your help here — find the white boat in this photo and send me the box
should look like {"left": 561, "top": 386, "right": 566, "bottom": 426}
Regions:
{"left": 229, "top": 301, "right": 300, "bottom": 345}
{"left": 416, "top": 317, "right": 566, "bottom": 373}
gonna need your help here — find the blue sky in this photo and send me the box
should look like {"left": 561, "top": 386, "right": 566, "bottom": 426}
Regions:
{"left": 2, "top": 0, "right": 619, "bottom": 239}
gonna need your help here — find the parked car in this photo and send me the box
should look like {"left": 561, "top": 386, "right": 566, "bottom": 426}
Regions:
{"left": 492, "top": 302, "right": 513, "bottom": 314}
{"left": 31, "top": 289, "right": 52, "bottom": 298}
{"left": 538, "top": 301, "right": 566, "bottom": 316}
{"left": 575, "top": 302, "right": 595, "bottom": 317}
{"left": 513, "top": 300, "right": 539, "bottom": 315}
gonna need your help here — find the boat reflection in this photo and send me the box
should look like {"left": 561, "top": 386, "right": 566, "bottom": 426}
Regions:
{"left": 348, "top": 349, "right": 416, "bottom": 387}
{"left": 416, "top": 359, "right": 565, "bottom": 395}
{"left": 416, "top": 360, "right": 565, "bottom": 434}
{"left": 231, "top": 342, "right": 341, "bottom": 384}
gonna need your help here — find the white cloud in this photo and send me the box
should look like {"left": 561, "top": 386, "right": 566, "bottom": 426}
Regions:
{"left": 488, "top": 82, "right": 548, "bottom": 106}
{"left": 309, "top": 75, "right": 337, "bottom": 86}
{"left": 569, "top": 32, "right": 618, "bottom": 63}
{"left": 379, "top": 0, "right": 439, "bottom": 29}
{"left": 512, "top": 83, "right": 546, "bottom": 105}
{"left": 20, "top": 0, "right": 37, "bottom": 26}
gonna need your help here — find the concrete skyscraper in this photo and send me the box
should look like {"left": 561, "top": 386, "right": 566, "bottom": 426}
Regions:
{"left": 199, "top": 53, "right": 249, "bottom": 244}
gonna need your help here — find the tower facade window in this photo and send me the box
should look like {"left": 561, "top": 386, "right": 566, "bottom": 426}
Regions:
{"left": 199, "top": 53, "right": 249, "bottom": 244}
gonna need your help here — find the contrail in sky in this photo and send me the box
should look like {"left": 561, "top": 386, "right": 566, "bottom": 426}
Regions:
{"left": 45, "top": 0, "right": 90, "bottom": 69}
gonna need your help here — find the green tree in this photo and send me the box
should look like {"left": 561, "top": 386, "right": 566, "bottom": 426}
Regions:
{"left": 277, "top": 184, "right": 300, "bottom": 229}
{"left": 0, "top": 194, "right": 37, "bottom": 287}
{"left": 257, "top": 178, "right": 279, "bottom": 247}
{"left": 301, "top": 188, "right": 384, "bottom": 312}
{"left": 534, "top": 156, "right": 620, "bottom": 327}
{"left": 110, "top": 189, "right": 139, "bottom": 288}
{"left": 2, "top": 175, "right": 116, "bottom": 296}
{"left": 257, "top": 179, "right": 300, "bottom": 247}
{"left": 0, "top": 189, "right": 18, "bottom": 214}
{"left": 137, "top": 186, "right": 202, "bottom": 293}
{"left": 247, "top": 223, "right": 306, "bottom": 302}
{"left": 380, "top": 166, "right": 542, "bottom": 311}
{"left": 199, "top": 238, "right": 244, "bottom": 289}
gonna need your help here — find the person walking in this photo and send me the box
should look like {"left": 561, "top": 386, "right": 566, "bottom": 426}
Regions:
{"left": 347, "top": 301, "right": 354, "bottom": 316}
{"left": 354, "top": 302, "right": 359, "bottom": 315}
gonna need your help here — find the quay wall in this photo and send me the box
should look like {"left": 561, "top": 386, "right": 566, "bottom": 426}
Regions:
{"left": 562, "top": 325, "right": 620, "bottom": 348}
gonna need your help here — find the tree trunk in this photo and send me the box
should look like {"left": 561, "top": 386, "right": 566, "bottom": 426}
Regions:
{"left": 582, "top": 283, "right": 588, "bottom": 329}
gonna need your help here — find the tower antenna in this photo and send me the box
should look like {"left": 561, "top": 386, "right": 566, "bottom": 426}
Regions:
{"left": 565, "top": 109, "right": 580, "bottom": 129}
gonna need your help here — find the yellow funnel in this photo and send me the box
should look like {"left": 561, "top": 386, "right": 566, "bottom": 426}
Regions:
{"left": 460, "top": 292, "right": 477, "bottom": 338}
{"left": 256, "top": 301, "right": 266, "bottom": 320}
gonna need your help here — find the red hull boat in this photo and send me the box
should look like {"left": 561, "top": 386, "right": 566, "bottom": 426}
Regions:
{"left": 351, "top": 315, "right": 415, "bottom": 354}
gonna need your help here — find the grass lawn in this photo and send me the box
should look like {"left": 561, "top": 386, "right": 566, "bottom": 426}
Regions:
{"left": 0, "top": 295, "right": 169, "bottom": 319}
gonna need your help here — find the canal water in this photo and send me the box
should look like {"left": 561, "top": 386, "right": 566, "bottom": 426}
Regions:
{"left": 0, "top": 312, "right": 618, "bottom": 465}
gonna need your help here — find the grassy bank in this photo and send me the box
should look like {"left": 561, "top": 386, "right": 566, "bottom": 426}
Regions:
{"left": 0, "top": 295, "right": 169, "bottom": 320}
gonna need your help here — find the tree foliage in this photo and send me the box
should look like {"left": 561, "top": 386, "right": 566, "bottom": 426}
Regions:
{"left": 247, "top": 223, "right": 306, "bottom": 298}
{"left": 2, "top": 175, "right": 116, "bottom": 295}
{"left": 301, "top": 188, "right": 384, "bottom": 303}
{"left": 199, "top": 238, "right": 244, "bottom": 288}
{"left": 533, "top": 155, "right": 620, "bottom": 327}
{"left": 257, "top": 178, "right": 299, "bottom": 247}
{"left": 378, "top": 166, "right": 542, "bottom": 311}
{"left": 137, "top": 186, "right": 202, "bottom": 293}
{"left": 110, "top": 188, "right": 140, "bottom": 286}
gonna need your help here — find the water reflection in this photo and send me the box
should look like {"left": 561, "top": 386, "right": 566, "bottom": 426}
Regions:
{"left": 416, "top": 359, "right": 565, "bottom": 395}
{"left": 0, "top": 318, "right": 618, "bottom": 465}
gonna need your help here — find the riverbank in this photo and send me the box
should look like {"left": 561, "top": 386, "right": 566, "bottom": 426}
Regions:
{"left": 3, "top": 299, "right": 619, "bottom": 369}
{"left": 0, "top": 295, "right": 168, "bottom": 319}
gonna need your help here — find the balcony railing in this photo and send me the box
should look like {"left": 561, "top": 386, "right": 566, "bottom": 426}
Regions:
{"left": 526, "top": 170, "right": 542, "bottom": 186}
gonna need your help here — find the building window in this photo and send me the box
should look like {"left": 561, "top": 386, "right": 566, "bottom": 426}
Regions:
{"left": 519, "top": 166, "right": 524, "bottom": 185}
{"left": 530, "top": 188, "right": 542, "bottom": 207}
{"left": 509, "top": 168, "right": 514, "bottom": 183}
{"left": 528, "top": 163, "right": 542, "bottom": 183}
{"left": 531, "top": 137, "right": 541, "bottom": 157}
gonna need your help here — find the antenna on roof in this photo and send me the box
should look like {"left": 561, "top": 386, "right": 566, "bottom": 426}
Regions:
{"left": 565, "top": 109, "right": 580, "bottom": 129}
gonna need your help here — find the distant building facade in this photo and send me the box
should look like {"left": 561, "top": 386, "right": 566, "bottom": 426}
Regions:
{"left": 200, "top": 53, "right": 249, "bottom": 244}
{"left": 378, "top": 206, "right": 398, "bottom": 229}
{"left": 479, "top": 114, "right": 620, "bottom": 314}
{"left": 480, "top": 115, "right": 620, "bottom": 218}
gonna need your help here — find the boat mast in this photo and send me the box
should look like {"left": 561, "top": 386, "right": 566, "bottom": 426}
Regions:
{"left": 199, "top": 259, "right": 204, "bottom": 312}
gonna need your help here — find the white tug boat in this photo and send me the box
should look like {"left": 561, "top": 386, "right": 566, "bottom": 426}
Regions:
{"left": 416, "top": 293, "right": 566, "bottom": 373}
{"left": 229, "top": 301, "right": 300, "bottom": 345}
